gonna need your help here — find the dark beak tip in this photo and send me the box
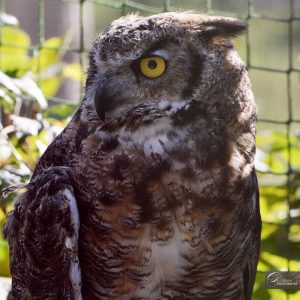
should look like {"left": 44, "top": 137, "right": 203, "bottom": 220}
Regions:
{"left": 95, "top": 78, "right": 108, "bottom": 121}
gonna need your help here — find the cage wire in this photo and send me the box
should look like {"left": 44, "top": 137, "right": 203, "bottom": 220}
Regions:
{"left": 0, "top": 0, "right": 300, "bottom": 299}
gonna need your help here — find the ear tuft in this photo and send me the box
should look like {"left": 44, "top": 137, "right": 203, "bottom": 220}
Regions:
{"left": 174, "top": 13, "right": 247, "bottom": 39}
{"left": 201, "top": 17, "right": 248, "bottom": 38}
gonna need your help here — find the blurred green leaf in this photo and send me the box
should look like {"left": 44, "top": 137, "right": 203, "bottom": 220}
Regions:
{"left": 0, "top": 89, "right": 14, "bottom": 112}
{"left": 290, "top": 136, "right": 300, "bottom": 171}
{"left": 259, "top": 224, "right": 289, "bottom": 269}
{"left": 260, "top": 186, "right": 288, "bottom": 224}
{"left": 257, "top": 131, "right": 289, "bottom": 173}
{"left": 43, "top": 103, "right": 76, "bottom": 120}
{"left": 0, "top": 26, "right": 30, "bottom": 76}
{"left": 31, "top": 37, "right": 64, "bottom": 72}
{"left": 29, "top": 36, "right": 71, "bottom": 97}
{"left": 253, "top": 272, "right": 272, "bottom": 300}
{"left": 289, "top": 225, "right": 300, "bottom": 266}
{"left": 0, "top": 208, "right": 10, "bottom": 276}
{"left": 63, "top": 63, "right": 85, "bottom": 82}
{"left": 40, "top": 76, "right": 62, "bottom": 97}
{"left": 260, "top": 251, "right": 289, "bottom": 271}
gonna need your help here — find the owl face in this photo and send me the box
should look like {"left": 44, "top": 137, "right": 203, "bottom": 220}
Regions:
{"left": 85, "top": 13, "right": 247, "bottom": 121}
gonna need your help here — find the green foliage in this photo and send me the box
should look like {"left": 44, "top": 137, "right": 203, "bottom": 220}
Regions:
{"left": 253, "top": 131, "right": 300, "bottom": 299}
{"left": 0, "top": 26, "right": 31, "bottom": 77}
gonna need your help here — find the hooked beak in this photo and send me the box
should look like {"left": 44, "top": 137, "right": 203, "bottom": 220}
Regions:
{"left": 94, "top": 77, "right": 111, "bottom": 121}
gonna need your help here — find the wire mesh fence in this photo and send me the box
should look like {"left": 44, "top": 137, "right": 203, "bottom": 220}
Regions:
{"left": 0, "top": 0, "right": 300, "bottom": 299}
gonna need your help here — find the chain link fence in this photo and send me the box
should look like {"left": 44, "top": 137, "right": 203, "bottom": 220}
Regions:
{"left": 0, "top": 1, "right": 300, "bottom": 299}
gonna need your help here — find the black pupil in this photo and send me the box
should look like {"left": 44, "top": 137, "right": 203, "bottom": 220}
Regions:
{"left": 148, "top": 59, "right": 157, "bottom": 69}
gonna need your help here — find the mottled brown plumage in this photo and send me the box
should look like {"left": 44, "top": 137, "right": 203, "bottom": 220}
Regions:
{"left": 4, "top": 12, "right": 261, "bottom": 299}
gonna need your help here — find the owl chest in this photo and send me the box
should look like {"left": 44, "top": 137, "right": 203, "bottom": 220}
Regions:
{"left": 119, "top": 119, "right": 194, "bottom": 161}
{"left": 130, "top": 222, "right": 193, "bottom": 298}
{"left": 75, "top": 119, "right": 234, "bottom": 297}
{"left": 80, "top": 205, "right": 202, "bottom": 298}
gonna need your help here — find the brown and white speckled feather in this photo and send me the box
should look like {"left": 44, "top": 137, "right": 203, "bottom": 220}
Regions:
{"left": 4, "top": 12, "right": 261, "bottom": 300}
{"left": 4, "top": 167, "right": 81, "bottom": 299}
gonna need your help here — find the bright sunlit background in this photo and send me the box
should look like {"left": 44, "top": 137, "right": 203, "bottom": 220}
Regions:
{"left": 0, "top": 1, "right": 300, "bottom": 299}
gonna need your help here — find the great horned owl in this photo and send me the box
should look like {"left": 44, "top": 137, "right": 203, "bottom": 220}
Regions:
{"left": 4, "top": 12, "right": 261, "bottom": 300}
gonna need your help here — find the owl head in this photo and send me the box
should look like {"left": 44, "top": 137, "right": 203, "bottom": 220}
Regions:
{"left": 83, "top": 12, "right": 251, "bottom": 124}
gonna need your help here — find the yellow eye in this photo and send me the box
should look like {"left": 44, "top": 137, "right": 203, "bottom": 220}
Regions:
{"left": 139, "top": 56, "right": 166, "bottom": 79}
